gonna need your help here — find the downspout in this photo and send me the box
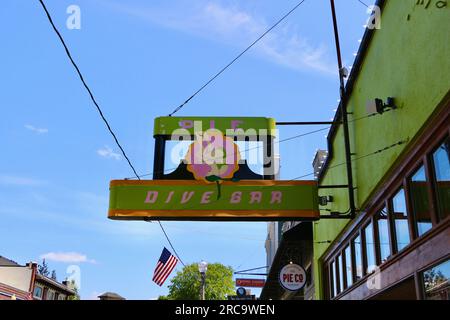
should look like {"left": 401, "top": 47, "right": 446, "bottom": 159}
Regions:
{"left": 329, "top": 0, "right": 356, "bottom": 219}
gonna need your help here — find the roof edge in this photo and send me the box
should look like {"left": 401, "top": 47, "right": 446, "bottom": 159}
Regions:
{"left": 318, "top": 0, "right": 387, "bottom": 183}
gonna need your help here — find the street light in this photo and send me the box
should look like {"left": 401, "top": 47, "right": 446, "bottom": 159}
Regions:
{"left": 198, "top": 261, "right": 208, "bottom": 300}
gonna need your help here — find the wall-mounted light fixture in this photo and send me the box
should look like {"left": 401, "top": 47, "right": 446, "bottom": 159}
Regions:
{"left": 319, "top": 195, "right": 334, "bottom": 206}
{"left": 366, "top": 97, "right": 397, "bottom": 114}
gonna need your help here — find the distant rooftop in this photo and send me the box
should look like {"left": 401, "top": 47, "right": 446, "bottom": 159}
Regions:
{"left": 98, "top": 292, "right": 126, "bottom": 300}
{"left": 0, "top": 255, "right": 20, "bottom": 266}
{"left": 35, "top": 273, "right": 76, "bottom": 295}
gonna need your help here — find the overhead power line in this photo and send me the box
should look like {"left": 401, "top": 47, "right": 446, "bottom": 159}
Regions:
{"left": 37, "top": 0, "right": 140, "bottom": 179}
{"left": 124, "top": 126, "right": 329, "bottom": 180}
{"left": 290, "top": 139, "right": 408, "bottom": 181}
{"left": 167, "top": 0, "right": 308, "bottom": 117}
{"left": 156, "top": 221, "right": 185, "bottom": 266}
{"left": 38, "top": 0, "right": 184, "bottom": 266}
{"left": 234, "top": 266, "right": 268, "bottom": 273}
{"left": 125, "top": 111, "right": 389, "bottom": 180}
{"left": 357, "top": 0, "right": 370, "bottom": 8}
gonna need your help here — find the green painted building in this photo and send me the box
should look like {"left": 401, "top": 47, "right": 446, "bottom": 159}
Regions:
{"left": 313, "top": 0, "right": 449, "bottom": 300}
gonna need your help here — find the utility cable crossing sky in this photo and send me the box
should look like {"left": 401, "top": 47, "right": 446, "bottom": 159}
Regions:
{"left": 36, "top": 0, "right": 377, "bottom": 271}
{"left": 37, "top": 0, "right": 185, "bottom": 265}
{"left": 167, "top": 0, "right": 308, "bottom": 117}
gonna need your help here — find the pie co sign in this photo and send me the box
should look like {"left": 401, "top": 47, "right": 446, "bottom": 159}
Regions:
{"left": 279, "top": 263, "right": 306, "bottom": 292}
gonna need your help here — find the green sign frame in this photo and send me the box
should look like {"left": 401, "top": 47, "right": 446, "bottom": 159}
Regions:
{"left": 108, "top": 180, "right": 319, "bottom": 221}
{"left": 154, "top": 116, "right": 277, "bottom": 137}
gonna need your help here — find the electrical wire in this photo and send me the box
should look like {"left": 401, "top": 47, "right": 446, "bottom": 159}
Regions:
{"left": 38, "top": 0, "right": 185, "bottom": 266}
{"left": 156, "top": 221, "right": 185, "bottom": 267}
{"left": 357, "top": 0, "right": 370, "bottom": 8}
{"left": 38, "top": 0, "right": 394, "bottom": 267}
{"left": 133, "top": 140, "right": 409, "bottom": 218}
{"left": 38, "top": 0, "right": 140, "bottom": 179}
{"left": 289, "top": 139, "right": 408, "bottom": 181}
{"left": 124, "top": 126, "right": 329, "bottom": 180}
{"left": 124, "top": 111, "right": 389, "bottom": 180}
{"left": 167, "top": 0, "right": 308, "bottom": 117}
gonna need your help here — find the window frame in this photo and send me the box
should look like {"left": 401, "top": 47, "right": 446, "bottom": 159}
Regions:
{"left": 33, "top": 285, "right": 43, "bottom": 299}
{"left": 391, "top": 184, "right": 415, "bottom": 252}
{"left": 46, "top": 289, "right": 55, "bottom": 300}
{"left": 374, "top": 203, "right": 392, "bottom": 265}
{"left": 362, "top": 219, "right": 377, "bottom": 276}
{"left": 321, "top": 115, "right": 449, "bottom": 299}
{"left": 428, "top": 137, "right": 450, "bottom": 223}
{"left": 329, "top": 260, "right": 337, "bottom": 298}
{"left": 337, "top": 253, "right": 345, "bottom": 293}
{"left": 351, "top": 232, "right": 363, "bottom": 283}
{"left": 406, "top": 162, "right": 436, "bottom": 239}
{"left": 344, "top": 244, "right": 353, "bottom": 289}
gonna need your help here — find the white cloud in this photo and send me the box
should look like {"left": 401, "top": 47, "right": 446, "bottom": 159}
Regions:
{"left": 97, "top": 146, "right": 121, "bottom": 160}
{"left": 0, "top": 175, "right": 46, "bottom": 186}
{"left": 104, "top": 1, "right": 336, "bottom": 75}
{"left": 40, "top": 252, "right": 97, "bottom": 264}
{"left": 25, "top": 124, "right": 48, "bottom": 134}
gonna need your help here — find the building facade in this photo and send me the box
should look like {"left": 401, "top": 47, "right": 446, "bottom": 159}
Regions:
{"left": 314, "top": 0, "right": 449, "bottom": 300}
{"left": 0, "top": 255, "right": 76, "bottom": 300}
{"left": 32, "top": 274, "right": 76, "bottom": 300}
{"left": 265, "top": 222, "right": 282, "bottom": 270}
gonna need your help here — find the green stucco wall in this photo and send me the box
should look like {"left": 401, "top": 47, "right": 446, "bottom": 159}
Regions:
{"left": 313, "top": 0, "right": 450, "bottom": 299}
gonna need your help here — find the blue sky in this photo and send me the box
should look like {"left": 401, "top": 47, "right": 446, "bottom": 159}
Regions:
{"left": 0, "top": 0, "right": 370, "bottom": 299}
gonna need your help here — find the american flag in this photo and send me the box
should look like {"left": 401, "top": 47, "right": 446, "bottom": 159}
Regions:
{"left": 152, "top": 247, "right": 178, "bottom": 286}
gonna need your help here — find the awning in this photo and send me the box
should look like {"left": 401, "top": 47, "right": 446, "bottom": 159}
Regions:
{"left": 260, "top": 222, "right": 313, "bottom": 300}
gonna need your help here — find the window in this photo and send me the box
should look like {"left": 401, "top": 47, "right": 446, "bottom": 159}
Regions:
{"left": 364, "top": 222, "right": 376, "bottom": 274}
{"left": 330, "top": 261, "right": 337, "bottom": 298}
{"left": 375, "top": 207, "right": 391, "bottom": 263}
{"left": 338, "top": 254, "right": 344, "bottom": 293}
{"left": 33, "top": 286, "right": 43, "bottom": 298}
{"left": 47, "top": 290, "right": 55, "bottom": 300}
{"left": 353, "top": 235, "right": 363, "bottom": 281}
{"left": 323, "top": 120, "right": 449, "bottom": 299}
{"left": 422, "top": 259, "right": 450, "bottom": 300}
{"left": 392, "top": 189, "right": 411, "bottom": 251}
{"left": 410, "top": 166, "right": 433, "bottom": 236}
{"left": 344, "top": 245, "right": 353, "bottom": 287}
{"left": 432, "top": 138, "right": 450, "bottom": 221}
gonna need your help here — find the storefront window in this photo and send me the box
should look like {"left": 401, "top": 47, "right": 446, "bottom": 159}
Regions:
{"left": 364, "top": 222, "right": 376, "bottom": 274}
{"left": 338, "top": 254, "right": 344, "bottom": 292}
{"left": 432, "top": 138, "right": 450, "bottom": 221}
{"left": 423, "top": 260, "right": 450, "bottom": 300}
{"left": 392, "top": 189, "right": 411, "bottom": 251}
{"left": 375, "top": 207, "right": 391, "bottom": 263}
{"left": 344, "top": 245, "right": 353, "bottom": 287}
{"left": 331, "top": 261, "right": 337, "bottom": 298}
{"left": 410, "top": 166, "right": 433, "bottom": 236}
{"left": 353, "top": 235, "right": 363, "bottom": 281}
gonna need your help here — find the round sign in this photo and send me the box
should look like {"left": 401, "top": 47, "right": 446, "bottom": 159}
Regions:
{"left": 279, "top": 263, "right": 306, "bottom": 292}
